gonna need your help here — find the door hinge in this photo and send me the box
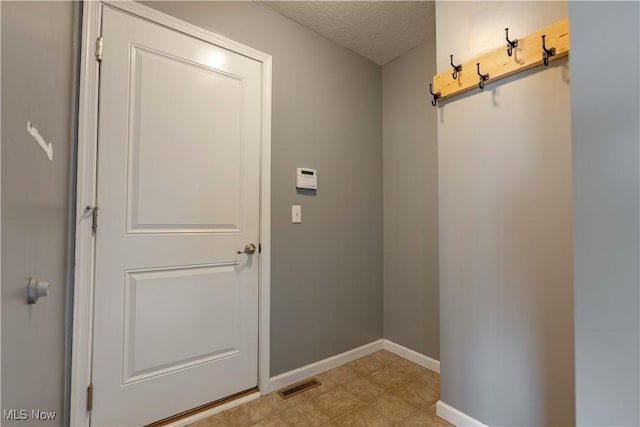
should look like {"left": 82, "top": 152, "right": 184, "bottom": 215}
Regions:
{"left": 87, "top": 383, "right": 93, "bottom": 411}
{"left": 86, "top": 206, "right": 99, "bottom": 234}
{"left": 95, "top": 36, "right": 104, "bottom": 62}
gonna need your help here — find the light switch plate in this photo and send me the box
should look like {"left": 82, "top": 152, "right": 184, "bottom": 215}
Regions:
{"left": 292, "top": 205, "right": 301, "bottom": 224}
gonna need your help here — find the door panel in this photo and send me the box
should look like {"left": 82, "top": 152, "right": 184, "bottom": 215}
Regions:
{"left": 123, "top": 263, "right": 241, "bottom": 383}
{"left": 92, "top": 6, "right": 262, "bottom": 425}
{"left": 127, "top": 46, "right": 244, "bottom": 233}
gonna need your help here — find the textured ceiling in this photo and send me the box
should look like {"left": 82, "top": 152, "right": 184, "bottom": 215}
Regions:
{"left": 257, "top": 1, "right": 435, "bottom": 65}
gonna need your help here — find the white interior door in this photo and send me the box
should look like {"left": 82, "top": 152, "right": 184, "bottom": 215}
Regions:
{"left": 92, "top": 6, "right": 262, "bottom": 425}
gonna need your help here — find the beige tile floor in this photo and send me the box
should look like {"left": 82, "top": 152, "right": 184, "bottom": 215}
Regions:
{"left": 187, "top": 350, "right": 453, "bottom": 427}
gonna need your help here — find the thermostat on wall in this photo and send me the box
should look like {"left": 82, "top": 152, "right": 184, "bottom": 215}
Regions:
{"left": 296, "top": 168, "right": 317, "bottom": 190}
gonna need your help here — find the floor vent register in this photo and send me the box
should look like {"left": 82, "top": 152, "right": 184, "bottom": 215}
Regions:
{"left": 277, "top": 378, "right": 321, "bottom": 399}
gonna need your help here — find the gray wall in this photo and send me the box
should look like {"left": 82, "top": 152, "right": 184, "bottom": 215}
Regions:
{"left": 1, "top": 1, "right": 77, "bottom": 425}
{"left": 143, "top": 1, "right": 384, "bottom": 376}
{"left": 436, "top": 2, "right": 575, "bottom": 425}
{"left": 382, "top": 39, "right": 439, "bottom": 359}
{"left": 570, "top": 2, "right": 640, "bottom": 425}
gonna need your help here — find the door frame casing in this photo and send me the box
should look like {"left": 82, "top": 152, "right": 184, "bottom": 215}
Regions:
{"left": 70, "top": 1, "right": 272, "bottom": 425}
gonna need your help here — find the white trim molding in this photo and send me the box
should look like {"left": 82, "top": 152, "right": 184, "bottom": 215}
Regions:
{"left": 70, "top": 1, "right": 272, "bottom": 424}
{"left": 436, "top": 401, "right": 489, "bottom": 427}
{"left": 268, "top": 340, "right": 384, "bottom": 393}
{"left": 382, "top": 339, "right": 440, "bottom": 373}
{"left": 267, "top": 339, "right": 442, "bottom": 394}
{"left": 258, "top": 53, "right": 272, "bottom": 398}
{"left": 0, "top": 1, "right": 3, "bottom": 417}
{"left": 70, "top": 1, "right": 101, "bottom": 425}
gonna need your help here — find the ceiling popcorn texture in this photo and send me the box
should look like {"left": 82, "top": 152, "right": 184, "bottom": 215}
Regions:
{"left": 257, "top": 1, "right": 436, "bottom": 65}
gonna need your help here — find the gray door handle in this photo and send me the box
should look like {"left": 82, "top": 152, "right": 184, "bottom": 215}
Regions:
{"left": 27, "top": 277, "right": 50, "bottom": 304}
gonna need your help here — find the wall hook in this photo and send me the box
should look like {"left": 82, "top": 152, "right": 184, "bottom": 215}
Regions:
{"left": 541, "top": 34, "right": 556, "bottom": 66}
{"left": 450, "top": 54, "right": 462, "bottom": 80}
{"left": 476, "top": 63, "right": 489, "bottom": 90}
{"left": 505, "top": 27, "right": 518, "bottom": 57}
{"left": 429, "top": 83, "right": 441, "bottom": 107}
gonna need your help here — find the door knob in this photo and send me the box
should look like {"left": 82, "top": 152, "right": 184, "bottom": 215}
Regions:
{"left": 237, "top": 243, "right": 257, "bottom": 255}
{"left": 27, "top": 277, "right": 50, "bottom": 304}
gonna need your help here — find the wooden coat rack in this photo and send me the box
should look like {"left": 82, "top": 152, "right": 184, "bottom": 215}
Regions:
{"left": 429, "top": 17, "right": 569, "bottom": 105}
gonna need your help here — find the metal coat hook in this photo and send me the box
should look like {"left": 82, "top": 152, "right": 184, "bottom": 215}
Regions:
{"left": 450, "top": 55, "right": 462, "bottom": 80}
{"left": 476, "top": 63, "right": 489, "bottom": 90}
{"left": 429, "top": 83, "right": 441, "bottom": 107}
{"left": 505, "top": 28, "right": 518, "bottom": 57}
{"left": 541, "top": 34, "right": 556, "bottom": 66}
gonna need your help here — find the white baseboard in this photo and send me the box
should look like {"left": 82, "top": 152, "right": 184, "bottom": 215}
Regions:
{"left": 268, "top": 339, "right": 384, "bottom": 392}
{"left": 382, "top": 339, "right": 440, "bottom": 373}
{"left": 436, "top": 400, "right": 488, "bottom": 427}
{"left": 169, "top": 392, "right": 260, "bottom": 427}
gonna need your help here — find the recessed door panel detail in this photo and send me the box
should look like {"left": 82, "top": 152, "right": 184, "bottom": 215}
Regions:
{"left": 126, "top": 46, "right": 245, "bottom": 234}
{"left": 123, "top": 264, "right": 241, "bottom": 384}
